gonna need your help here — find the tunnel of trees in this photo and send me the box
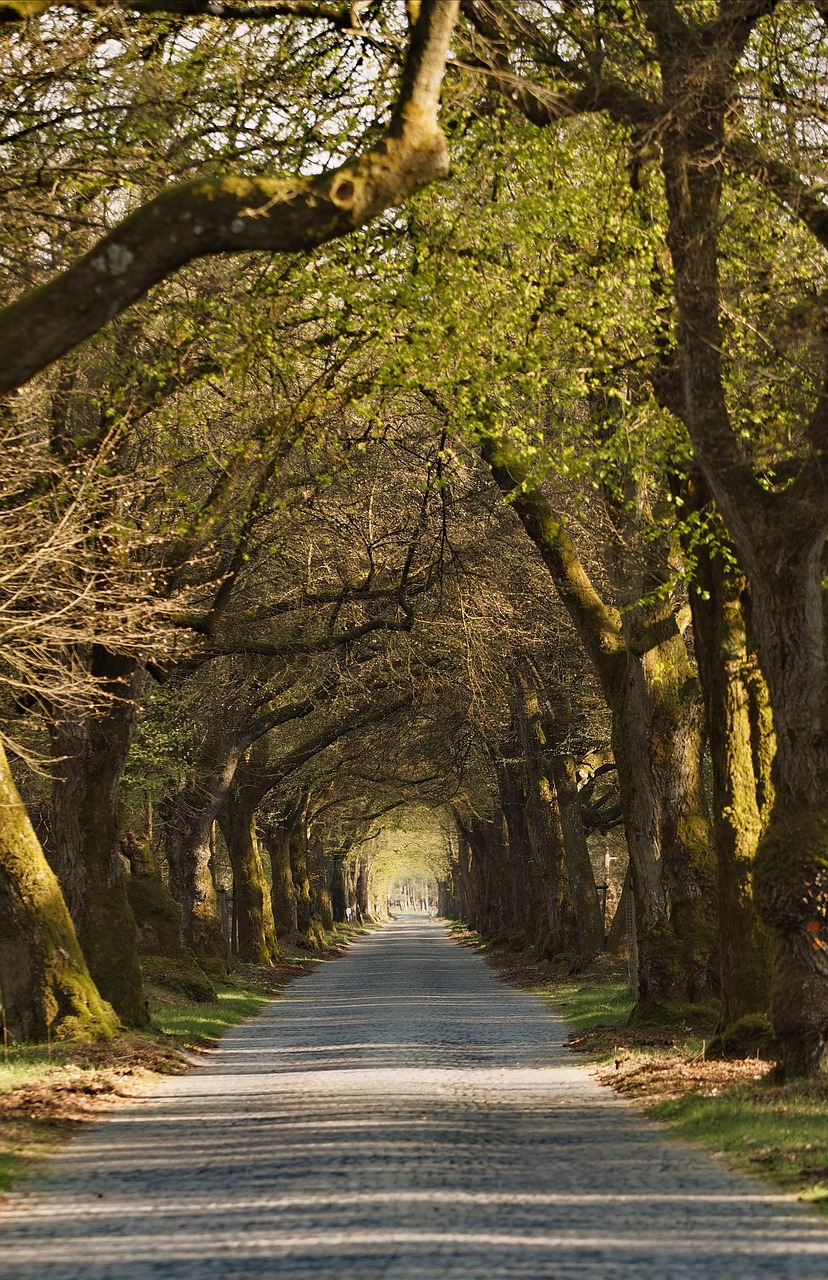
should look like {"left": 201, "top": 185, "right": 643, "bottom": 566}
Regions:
{"left": 3, "top": 0, "right": 828, "bottom": 1078}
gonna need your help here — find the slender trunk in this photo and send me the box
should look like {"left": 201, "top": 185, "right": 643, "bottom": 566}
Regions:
{"left": 49, "top": 650, "right": 149, "bottom": 1027}
{"left": 330, "top": 853, "right": 348, "bottom": 924}
{"left": 0, "top": 742, "right": 118, "bottom": 1041}
{"left": 218, "top": 790, "right": 280, "bottom": 965}
{"left": 261, "top": 817, "right": 299, "bottom": 938}
{"left": 308, "top": 830, "right": 334, "bottom": 932}
{"left": 551, "top": 752, "right": 604, "bottom": 961}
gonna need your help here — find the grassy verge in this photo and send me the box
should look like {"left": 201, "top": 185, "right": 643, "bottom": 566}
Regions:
{"left": 0, "top": 929, "right": 362, "bottom": 1195}
{"left": 458, "top": 926, "right": 828, "bottom": 1214}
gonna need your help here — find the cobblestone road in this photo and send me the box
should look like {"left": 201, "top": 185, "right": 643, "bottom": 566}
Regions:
{"left": 3, "top": 918, "right": 828, "bottom": 1278}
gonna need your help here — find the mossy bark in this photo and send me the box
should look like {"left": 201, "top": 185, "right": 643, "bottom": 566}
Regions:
{"left": 0, "top": 741, "right": 118, "bottom": 1042}
{"left": 261, "top": 816, "right": 299, "bottom": 939}
{"left": 120, "top": 831, "right": 216, "bottom": 1001}
{"left": 288, "top": 800, "right": 321, "bottom": 946}
{"left": 49, "top": 650, "right": 149, "bottom": 1028}
{"left": 481, "top": 437, "right": 717, "bottom": 1011}
{"left": 613, "top": 626, "right": 717, "bottom": 1011}
{"left": 330, "top": 852, "right": 348, "bottom": 924}
{"left": 689, "top": 518, "right": 773, "bottom": 1038}
{"left": 121, "top": 830, "right": 186, "bottom": 958}
{"left": 217, "top": 792, "right": 280, "bottom": 965}
{"left": 160, "top": 777, "right": 230, "bottom": 979}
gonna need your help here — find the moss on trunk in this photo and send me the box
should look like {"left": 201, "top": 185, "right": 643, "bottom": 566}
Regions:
{"left": 754, "top": 810, "right": 828, "bottom": 1076}
{"left": 49, "top": 651, "right": 149, "bottom": 1028}
{"left": 0, "top": 742, "right": 118, "bottom": 1042}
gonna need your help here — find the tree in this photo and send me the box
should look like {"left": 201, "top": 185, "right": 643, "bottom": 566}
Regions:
{"left": 0, "top": 2, "right": 459, "bottom": 391}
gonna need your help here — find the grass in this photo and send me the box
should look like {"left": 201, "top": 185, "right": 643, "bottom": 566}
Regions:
{"left": 462, "top": 927, "right": 828, "bottom": 1214}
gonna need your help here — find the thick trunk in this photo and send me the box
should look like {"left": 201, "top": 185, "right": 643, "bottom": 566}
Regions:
{"left": 689, "top": 528, "right": 773, "bottom": 1040}
{"left": 218, "top": 792, "right": 280, "bottom": 965}
{"left": 159, "top": 752, "right": 236, "bottom": 977}
{"left": 551, "top": 752, "right": 604, "bottom": 962}
{"left": 497, "top": 763, "right": 534, "bottom": 945}
{"left": 613, "top": 633, "right": 717, "bottom": 1014}
{"left": 49, "top": 650, "right": 149, "bottom": 1027}
{"left": 454, "top": 828, "right": 479, "bottom": 931}
{"left": 658, "top": 70, "right": 828, "bottom": 1071}
{"left": 749, "top": 561, "right": 828, "bottom": 1076}
{"left": 0, "top": 742, "right": 118, "bottom": 1041}
{"left": 330, "top": 853, "right": 348, "bottom": 924}
{"left": 121, "top": 831, "right": 186, "bottom": 958}
{"left": 290, "top": 806, "right": 320, "bottom": 946}
{"left": 481, "top": 440, "right": 716, "bottom": 1011}
{"left": 354, "top": 856, "right": 372, "bottom": 921}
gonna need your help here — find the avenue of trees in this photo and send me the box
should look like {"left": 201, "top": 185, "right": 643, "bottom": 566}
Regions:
{"left": 2, "top": 1, "right": 828, "bottom": 1078}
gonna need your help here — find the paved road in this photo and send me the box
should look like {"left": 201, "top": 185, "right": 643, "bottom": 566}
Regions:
{"left": 2, "top": 918, "right": 828, "bottom": 1278}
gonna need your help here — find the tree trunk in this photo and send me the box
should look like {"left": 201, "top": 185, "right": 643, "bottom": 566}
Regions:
{"left": 481, "top": 438, "right": 717, "bottom": 1013}
{"left": 689, "top": 520, "right": 773, "bottom": 1043}
{"left": 656, "top": 63, "right": 828, "bottom": 1071}
{"left": 262, "top": 817, "right": 299, "bottom": 938}
{"left": 218, "top": 790, "right": 280, "bottom": 965}
{"left": 612, "top": 629, "right": 717, "bottom": 1014}
{"left": 551, "top": 752, "right": 605, "bottom": 961}
{"left": 330, "top": 853, "right": 348, "bottom": 924}
{"left": 0, "top": 742, "right": 118, "bottom": 1042}
{"left": 308, "top": 829, "right": 334, "bottom": 932}
{"left": 748, "top": 558, "right": 828, "bottom": 1076}
{"left": 159, "top": 754, "right": 235, "bottom": 978}
{"left": 49, "top": 649, "right": 149, "bottom": 1027}
{"left": 289, "top": 801, "right": 319, "bottom": 946}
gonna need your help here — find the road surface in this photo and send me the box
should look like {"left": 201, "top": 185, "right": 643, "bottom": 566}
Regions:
{"left": 2, "top": 918, "right": 828, "bottom": 1278}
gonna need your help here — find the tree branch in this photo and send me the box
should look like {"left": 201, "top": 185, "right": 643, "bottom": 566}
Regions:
{"left": 0, "top": 0, "right": 459, "bottom": 394}
{"left": 0, "top": 0, "right": 354, "bottom": 25}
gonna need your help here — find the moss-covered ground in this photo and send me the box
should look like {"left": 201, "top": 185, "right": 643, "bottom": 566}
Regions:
{"left": 0, "top": 927, "right": 365, "bottom": 1195}
{"left": 452, "top": 925, "right": 828, "bottom": 1215}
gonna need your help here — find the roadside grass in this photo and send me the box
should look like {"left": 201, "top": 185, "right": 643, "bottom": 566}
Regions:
{"left": 0, "top": 929, "right": 363, "bottom": 1195}
{"left": 460, "top": 926, "right": 828, "bottom": 1214}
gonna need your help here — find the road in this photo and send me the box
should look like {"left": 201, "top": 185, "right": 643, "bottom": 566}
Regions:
{"left": 2, "top": 917, "right": 828, "bottom": 1278}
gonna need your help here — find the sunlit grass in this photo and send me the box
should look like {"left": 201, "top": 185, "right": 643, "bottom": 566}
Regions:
{"left": 537, "top": 964, "right": 635, "bottom": 1037}
{"left": 653, "top": 1082, "right": 828, "bottom": 1210}
{"left": 148, "top": 987, "right": 268, "bottom": 1047}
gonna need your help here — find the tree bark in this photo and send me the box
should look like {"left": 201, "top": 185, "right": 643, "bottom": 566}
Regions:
{"left": 49, "top": 650, "right": 149, "bottom": 1027}
{"left": 551, "top": 751, "right": 605, "bottom": 962}
{"left": 159, "top": 742, "right": 238, "bottom": 977}
{"left": 217, "top": 790, "right": 280, "bottom": 965}
{"left": 480, "top": 437, "right": 717, "bottom": 1013}
{"left": 688, "top": 511, "right": 773, "bottom": 1042}
{"left": 0, "top": 742, "right": 118, "bottom": 1042}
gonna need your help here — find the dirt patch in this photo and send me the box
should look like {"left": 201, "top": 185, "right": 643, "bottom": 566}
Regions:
{"left": 591, "top": 1048, "right": 770, "bottom": 1103}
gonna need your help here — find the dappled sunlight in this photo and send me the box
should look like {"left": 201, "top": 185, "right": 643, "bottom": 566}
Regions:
{"left": 3, "top": 920, "right": 828, "bottom": 1279}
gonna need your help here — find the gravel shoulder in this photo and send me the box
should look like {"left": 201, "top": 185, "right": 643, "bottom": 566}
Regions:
{"left": 1, "top": 918, "right": 827, "bottom": 1279}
